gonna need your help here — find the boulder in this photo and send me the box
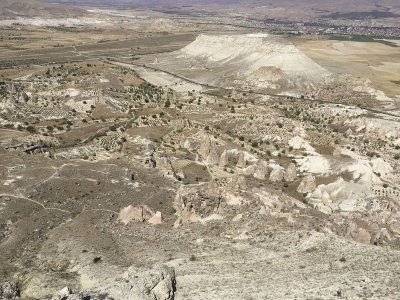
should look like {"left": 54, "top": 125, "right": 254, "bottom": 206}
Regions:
{"left": 374, "top": 228, "right": 392, "bottom": 242}
{"left": 332, "top": 147, "right": 342, "bottom": 156}
{"left": 118, "top": 205, "right": 155, "bottom": 225}
{"left": 284, "top": 163, "right": 297, "bottom": 182}
{"left": 236, "top": 176, "right": 247, "bottom": 189}
{"left": 183, "top": 139, "right": 191, "bottom": 149}
{"left": 254, "top": 160, "right": 269, "bottom": 180}
{"left": 315, "top": 202, "right": 332, "bottom": 215}
{"left": 148, "top": 211, "right": 163, "bottom": 225}
{"left": 232, "top": 214, "right": 243, "bottom": 222}
{"left": 297, "top": 174, "right": 316, "bottom": 194}
{"left": 236, "top": 152, "right": 246, "bottom": 168}
{"left": 288, "top": 136, "right": 315, "bottom": 151}
{"left": 174, "top": 205, "right": 200, "bottom": 227}
{"left": 243, "top": 164, "right": 256, "bottom": 176}
{"left": 269, "top": 167, "right": 284, "bottom": 182}
{"left": 129, "top": 265, "right": 176, "bottom": 300}
{"left": 346, "top": 221, "right": 371, "bottom": 244}
{"left": 223, "top": 191, "right": 243, "bottom": 206}
{"left": 46, "top": 265, "right": 176, "bottom": 300}
{"left": 345, "top": 128, "right": 353, "bottom": 136}
{"left": 52, "top": 287, "right": 85, "bottom": 300}
{"left": 58, "top": 287, "right": 72, "bottom": 299}
{"left": 311, "top": 177, "right": 374, "bottom": 209}
{"left": 370, "top": 157, "right": 393, "bottom": 176}
{"left": 219, "top": 150, "right": 228, "bottom": 167}
{"left": 199, "top": 134, "right": 219, "bottom": 165}
{"left": 0, "top": 282, "right": 20, "bottom": 299}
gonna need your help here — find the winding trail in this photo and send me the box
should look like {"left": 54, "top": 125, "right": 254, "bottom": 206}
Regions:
{"left": 31, "top": 163, "right": 78, "bottom": 190}
{"left": 0, "top": 193, "right": 71, "bottom": 214}
{"left": 72, "top": 45, "right": 84, "bottom": 57}
{"left": 90, "top": 208, "right": 118, "bottom": 214}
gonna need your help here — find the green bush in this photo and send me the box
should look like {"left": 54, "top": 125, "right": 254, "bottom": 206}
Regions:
{"left": 26, "top": 126, "right": 36, "bottom": 134}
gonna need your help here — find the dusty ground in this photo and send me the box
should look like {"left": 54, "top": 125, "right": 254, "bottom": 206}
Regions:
{"left": 1, "top": 4, "right": 400, "bottom": 300}
{"left": 293, "top": 36, "right": 400, "bottom": 99}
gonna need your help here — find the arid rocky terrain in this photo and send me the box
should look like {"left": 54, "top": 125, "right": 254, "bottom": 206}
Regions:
{"left": 1, "top": 1, "right": 400, "bottom": 299}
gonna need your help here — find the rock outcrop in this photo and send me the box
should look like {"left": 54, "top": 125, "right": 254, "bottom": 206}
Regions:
{"left": 162, "top": 33, "right": 330, "bottom": 89}
{"left": 219, "top": 150, "right": 228, "bottom": 167}
{"left": 254, "top": 160, "right": 269, "bottom": 180}
{"left": 174, "top": 187, "right": 223, "bottom": 227}
{"left": 269, "top": 166, "right": 284, "bottom": 182}
{"left": 129, "top": 265, "right": 176, "bottom": 300}
{"left": 118, "top": 205, "right": 162, "bottom": 225}
{"left": 236, "top": 152, "right": 246, "bottom": 168}
{"left": 0, "top": 281, "right": 20, "bottom": 299}
{"left": 148, "top": 211, "right": 163, "bottom": 225}
{"left": 297, "top": 174, "right": 316, "bottom": 194}
{"left": 198, "top": 134, "right": 219, "bottom": 165}
{"left": 284, "top": 163, "right": 297, "bottom": 182}
{"left": 45, "top": 265, "right": 176, "bottom": 300}
{"left": 311, "top": 177, "right": 374, "bottom": 210}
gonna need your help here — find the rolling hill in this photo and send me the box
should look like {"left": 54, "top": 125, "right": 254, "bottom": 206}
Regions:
{"left": 0, "top": 0, "right": 85, "bottom": 19}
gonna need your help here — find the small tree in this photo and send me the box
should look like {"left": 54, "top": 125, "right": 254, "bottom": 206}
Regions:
{"left": 26, "top": 126, "right": 36, "bottom": 134}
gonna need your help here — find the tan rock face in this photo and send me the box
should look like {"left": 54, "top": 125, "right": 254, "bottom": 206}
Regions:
{"left": 315, "top": 202, "right": 332, "bottom": 215}
{"left": 174, "top": 186, "right": 226, "bottom": 227}
{"left": 236, "top": 176, "right": 247, "bottom": 190}
{"left": 48, "top": 265, "right": 176, "bottom": 300}
{"left": 223, "top": 191, "right": 243, "bottom": 206}
{"left": 236, "top": 152, "right": 246, "bottom": 168}
{"left": 297, "top": 174, "right": 316, "bottom": 194}
{"left": 284, "top": 163, "right": 297, "bottom": 182}
{"left": 254, "top": 160, "right": 269, "bottom": 180}
{"left": 174, "top": 205, "right": 200, "bottom": 227}
{"left": 243, "top": 164, "right": 256, "bottom": 176}
{"left": 269, "top": 167, "right": 284, "bottom": 182}
{"left": 117, "top": 205, "right": 156, "bottom": 225}
{"left": 148, "top": 211, "right": 163, "bottom": 225}
{"left": 153, "top": 153, "right": 173, "bottom": 172}
{"left": 346, "top": 221, "right": 371, "bottom": 244}
{"left": 219, "top": 150, "right": 228, "bottom": 167}
{"left": 199, "top": 133, "right": 219, "bottom": 165}
{"left": 129, "top": 265, "right": 176, "bottom": 300}
{"left": 248, "top": 66, "right": 286, "bottom": 82}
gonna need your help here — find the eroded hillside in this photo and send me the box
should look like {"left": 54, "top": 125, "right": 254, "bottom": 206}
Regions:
{"left": 1, "top": 3, "right": 400, "bottom": 300}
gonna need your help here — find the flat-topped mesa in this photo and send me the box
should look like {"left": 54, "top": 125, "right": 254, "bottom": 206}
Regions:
{"left": 169, "top": 33, "right": 331, "bottom": 88}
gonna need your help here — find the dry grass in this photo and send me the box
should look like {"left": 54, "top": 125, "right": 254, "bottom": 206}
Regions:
{"left": 293, "top": 36, "right": 400, "bottom": 97}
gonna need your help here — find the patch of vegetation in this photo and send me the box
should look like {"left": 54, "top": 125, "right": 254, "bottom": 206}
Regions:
{"left": 189, "top": 255, "right": 196, "bottom": 261}
{"left": 26, "top": 126, "right": 36, "bottom": 134}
